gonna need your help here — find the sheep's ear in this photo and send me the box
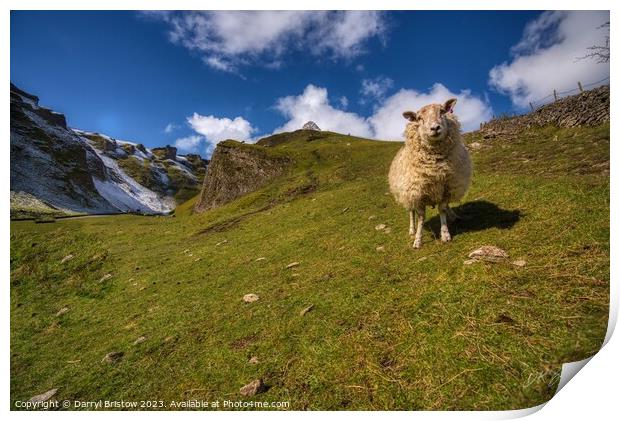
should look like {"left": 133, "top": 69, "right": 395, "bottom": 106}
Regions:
{"left": 443, "top": 98, "right": 457, "bottom": 113}
{"left": 403, "top": 111, "right": 417, "bottom": 122}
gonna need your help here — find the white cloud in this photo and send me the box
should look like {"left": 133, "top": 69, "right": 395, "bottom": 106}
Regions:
{"left": 360, "top": 76, "right": 394, "bottom": 101}
{"left": 339, "top": 96, "right": 349, "bottom": 109}
{"left": 187, "top": 113, "right": 258, "bottom": 144}
{"left": 145, "top": 11, "right": 386, "bottom": 72}
{"left": 174, "top": 114, "right": 257, "bottom": 157}
{"left": 489, "top": 11, "right": 610, "bottom": 108}
{"left": 368, "top": 83, "right": 493, "bottom": 138}
{"left": 273, "top": 83, "right": 492, "bottom": 140}
{"left": 273, "top": 85, "right": 374, "bottom": 137}
{"left": 164, "top": 123, "right": 177, "bottom": 133}
{"left": 174, "top": 135, "right": 204, "bottom": 154}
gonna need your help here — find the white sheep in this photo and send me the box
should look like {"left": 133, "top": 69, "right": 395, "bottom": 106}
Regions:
{"left": 388, "top": 98, "right": 472, "bottom": 248}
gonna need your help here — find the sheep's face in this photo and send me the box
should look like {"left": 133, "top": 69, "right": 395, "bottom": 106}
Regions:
{"left": 403, "top": 98, "right": 457, "bottom": 143}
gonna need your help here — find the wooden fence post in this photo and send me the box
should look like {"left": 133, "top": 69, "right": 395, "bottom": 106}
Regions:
{"left": 553, "top": 90, "right": 558, "bottom": 101}
{"left": 578, "top": 81, "right": 584, "bottom": 92}
{"left": 529, "top": 102, "right": 534, "bottom": 111}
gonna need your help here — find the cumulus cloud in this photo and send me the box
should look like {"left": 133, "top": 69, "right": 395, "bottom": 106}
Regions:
{"left": 273, "top": 83, "right": 492, "bottom": 140}
{"left": 273, "top": 85, "right": 374, "bottom": 137}
{"left": 339, "top": 96, "right": 349, "bottom": 109}
{"left": 360, "top": 76, "right": 394, "bottom": 102}
{"left": 187, "top": 113, "right": 257, "bottom": 143}
{"left": 174, "top": 135, "right": 204, "bottom": 154}
{"left": 368, "top": 84, "right": 493, "bottom": 138}
{"left": 489, "top": 11, "right": 610, "bottom": 108}
{"left": 176, "top": 113, "right": 258, "bottom": 156}
{"left": 144, "top": 11, "right": 386, "bottom": 72}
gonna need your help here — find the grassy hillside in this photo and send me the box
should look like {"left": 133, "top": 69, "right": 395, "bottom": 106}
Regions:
{"left": 10, "top": 125, "right": 609, "bottom": 410}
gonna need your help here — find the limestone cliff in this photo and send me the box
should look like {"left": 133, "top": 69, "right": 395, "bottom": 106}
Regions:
{"left": 194, "top": 140, "right": 292, "bottom": 213}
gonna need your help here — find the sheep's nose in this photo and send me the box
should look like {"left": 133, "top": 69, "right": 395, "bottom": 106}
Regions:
{"left": 430, "top": 125, "right": 441, "bottom": 133}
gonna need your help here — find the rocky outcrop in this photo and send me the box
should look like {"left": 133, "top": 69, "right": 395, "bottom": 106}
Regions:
{"left": 302, "top": 121, "right": 321, "bottom": 131}
{"left": 11, "top": 83, "right": 68, "bottom": 129}
{"left": 10, "top": 83, "right": 206, "bottom": 216}
{"left": 11, "top": 83, "right": 114, "bottom": 213}
{"left": 182, "top": 154, "right": 208, "bottom": 171}
{"left": 194, "top": 140, "right": 292, "bottom": 213}
{"left": 480, "top": 85, "right": 609, "bottom": 137}
{"left": 152, "top": 145, "right": 177, "bottom": 161}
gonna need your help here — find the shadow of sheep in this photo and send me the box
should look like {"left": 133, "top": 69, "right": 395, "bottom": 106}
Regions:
{"left": 426, "top": 200, "right": 522, "bottom": 239}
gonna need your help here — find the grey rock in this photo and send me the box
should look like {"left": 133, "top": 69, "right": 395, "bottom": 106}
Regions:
{"left": 468, "top": 246, "right": 509, "bottom": 262}
{"left": 243, "top": 294, "right": 259, "bottom": 303}
{"left": 133, "top": 336, "right": 147, "bottom": 345}
{"left": 55, "top": 306, "right": 70, "bottom": 317}
{"left": 102, "top": 351, "right": 124, "bottom": 363}
{"left": 300, "top": 304, "right": 314, "bottom": 316}
{"left": 302, "top": 121, "right": 321, "bottom": 131}
{"left": 239, "top": 379, "right": 266, "bottom": 396}
{"left": 98, "top": 273, "right": 112, "bottom": 283}
{"left": 28, "top": 388, "right": 58, "bottom": 404}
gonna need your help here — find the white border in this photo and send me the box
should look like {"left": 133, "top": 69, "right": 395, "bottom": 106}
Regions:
{"left": 3, "top": 1, "right": 616, "bottom": 419}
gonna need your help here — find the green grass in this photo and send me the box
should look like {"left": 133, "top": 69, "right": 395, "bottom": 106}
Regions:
{"left": 10, "top": 126, "right": 609, "bottom": 410}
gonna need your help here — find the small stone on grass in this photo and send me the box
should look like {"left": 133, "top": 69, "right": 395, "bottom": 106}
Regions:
{"left": 286, "top": 262, "right": 300, "bottom": 269}
{"left": 240, "top": 379, "right": 266, "bottom": 397}
{"left": 248, "top": 356, "right": 260, "bottom": 365}
{"left": 243, "top": 294, "right": 259, "bottom": 303}
{"left": 102, "top": 351, "right": 124, "bottom": 364}
{"left": 55, "top": 306, "right": 69, "bottom": 317}
{"left": 467, "top": 246, "right": 509, "bottom": 262}
{"left": 300, "top": 304, "right": 314, "bottom": 316}
{"left": 61, "top": 254, "right": 74, "bottom": 264}
{"left": 512, "top": 259, "right": 527, "bottom": 267}
{"left": 98, "top": 273, "right": 112, "bottom": 283}
{"left": 28, "top": 388, "right": 58, "bottom": 404}
{"left": 376, "top": 246, "right": 385, "bottom": 252}
{"left": 133, "top": 336, "right": 147, "bottom": 345}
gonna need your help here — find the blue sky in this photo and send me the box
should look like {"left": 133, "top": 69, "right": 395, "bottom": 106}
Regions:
{"left": 11, "top": 10, "right": 610, "bottom": 157}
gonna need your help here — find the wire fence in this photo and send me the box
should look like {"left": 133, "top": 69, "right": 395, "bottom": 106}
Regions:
{"left": 528, "top": 76, "right": 610, "bottom": 111}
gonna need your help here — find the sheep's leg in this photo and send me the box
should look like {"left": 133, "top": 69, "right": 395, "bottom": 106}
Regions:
{"left": 439, "top": 203, "right": 452, "bottom": 243}
{"left": 412, "top": 207, "right": 425, "bottom": 249}
{"left": 409, "top": 209, "right": 415, "bottom": 236}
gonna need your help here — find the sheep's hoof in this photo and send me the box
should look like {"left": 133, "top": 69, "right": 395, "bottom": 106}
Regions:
{"left": 441, "top": 231, "right": 452, "bottom": 243}
{"left": 412, "top": 239, "right": 422, "bottom": 249}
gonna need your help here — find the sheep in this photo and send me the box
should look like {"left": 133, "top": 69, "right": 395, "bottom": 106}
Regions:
{"left": 388, "top": 98, "right": 472, "bottom": 248}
